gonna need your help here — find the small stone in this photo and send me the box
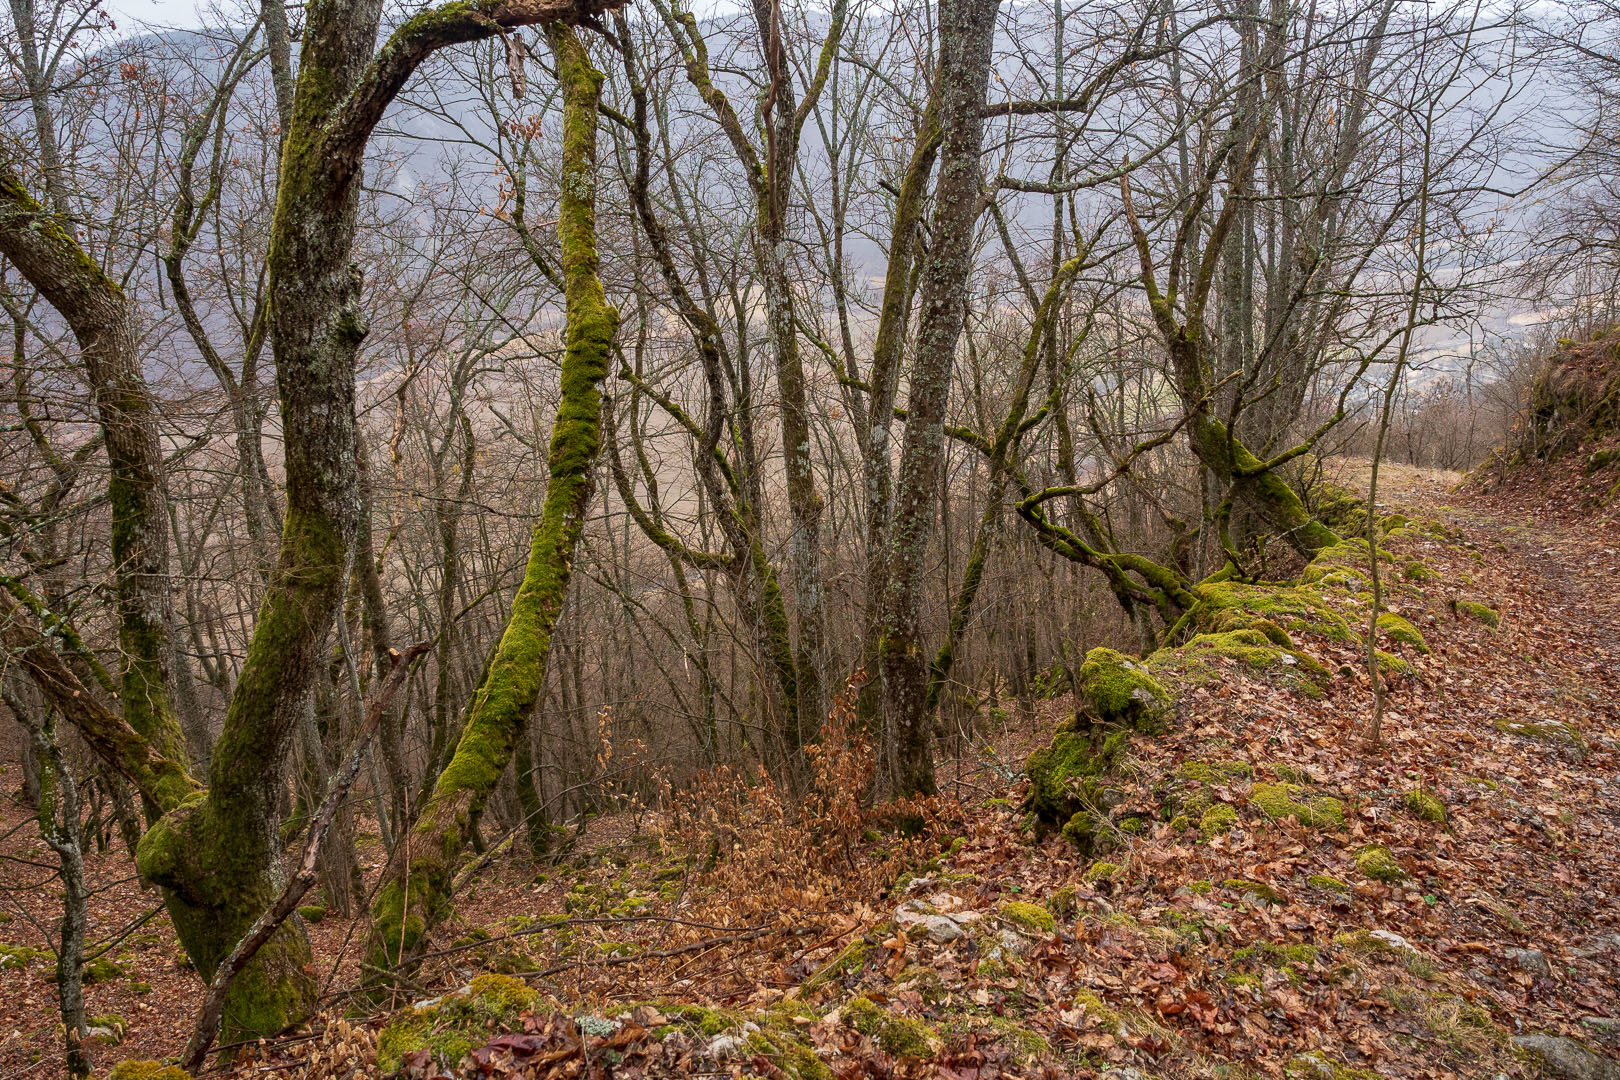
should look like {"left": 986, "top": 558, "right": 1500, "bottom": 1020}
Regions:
{"left": 1368, "top": 929, "right": 1416, "bottom": 953}
{"left": 1573, "top": 934, "right": 1620, "bottom": 959}
{"left": 85, "top": 1026, "right": 120, "bottom": 1045}
{"left": 1505, "top": 947, "right": 1553, "bottom": 978}
{"left": 1102, "top": 1069, "right": 1150, "bottom": 1080}
{"left": 708, "top": 1033, "right": 748, "bottom": 1059}
{"left": 923, "top": 916, "right": 964, "bottom": 943}
{"left": 1512, "top": 1035, "right": 1620, "bottom": 1080}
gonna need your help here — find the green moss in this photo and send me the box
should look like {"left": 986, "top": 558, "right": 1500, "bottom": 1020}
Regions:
{"left": 1185, "top": 879, "right": 1213, "bottom": 895}
{"left": 0, "top": 943, "right": 38, "bottom": 969}
{"left": 1177, "top": 759, "right": 1253, "bottom": 783}
{"left": 1272, "top": 763, "right": 1312, "bottom": 784}
{"left": 1071, "top": 988, "right": 1122, "bottom": 1030}
{"left": 1075, "top": 647, "right": 1171, "bottom": 730}
{"left": 1249, "top": 782, "right": 1345, "bottom": 829}
{"left": 1059, "top": 809, "right": 1098, "bottom": 851}
{"left": 1084, "top": 861, "right": 1121, "bottom": 884}
{"left": 376, "top": 973, "right": 539, "bottom": 1071}
{"left": 1454, "top": 599, "right": 1500, "bottom": 628}
{"left": 1308, "top": 874, "right": 1349, "bottom": 892}
{"left": 1223, "top": 879, "right": 1285, "bottom": 904}
{"left": 297, "top": 904, "right": 326, "bottom": 924}
{"left": 1494, "top": 717, "right": 1582, "bottom": 746}
{"left": 1225, "top": 971, "right": 1263, "bottom": 988}
{"left": 1048, "top": 887, "right": 1078, "bottom": 920}
{"left": 1168, "top": 814, "right": 1191, "bottom": 832}
{"left": 1192, "top": 580, "right": 1356, "bottom": 643}
{"left": 1403, "top": 561, "right": 1438, "bottom": 582}
{"left": 1353, "top": 846, "right": 1407, "bottom": 883}
{"left": 1024, "top": 727, "right": 1127, "bottom": 828}
{"left": 107, "top": 1062, "right": 190, "bottom": 1080}
{"left": 1376, "top": 612, "right": 1430, "bottom": 653}
{"left": 1235, "top": 941, "right": 1319, "bottom": 966}
{"left": 802, "top": 941, "right": 868, "bottom": 992}
{"left": 842, "top": 997, "right": 936, "bottom": 1057}
{"left": 981, "top": 1015, "right": 1050, "bottom": 1062}
{"left": 1200, "top": 802, "right": 1238, "bottom": 839}
{"left": 1586, "top": 448, "right": 1620, "bottom": 473}
{"left": 1000, "top": 900, "right": 1057, "bottom": 933}
{"left": 1403, "top": 788, "right": 1446, "bottom": 822}
{"left": 1286, "top": 1051, "right": 1382, "bottom": 1080}
{"left": 83, "top": 956, "right": 126, "bottom": 984}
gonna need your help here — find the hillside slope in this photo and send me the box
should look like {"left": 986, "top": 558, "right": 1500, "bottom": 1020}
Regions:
{"left": 17, "top": 461, "right": 1617, "bottom": 1080}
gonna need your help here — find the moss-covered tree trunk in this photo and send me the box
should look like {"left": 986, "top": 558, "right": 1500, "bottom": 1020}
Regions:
{"left": 876, "top": 0, "right": 1001, "bottom": 799}
{"left": 0, "top": 164, "right": 192, "bottom": 810}
{"left": 366, "top": 22, "right": 618, "bottom": 972}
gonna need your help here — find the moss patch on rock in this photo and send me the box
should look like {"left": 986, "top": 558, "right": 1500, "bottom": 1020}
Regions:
{"left": 1199, "top": 802, "right": 1238, "bottom": 839}
{"left": 1376, "top": 612, "right": 1430, "bottom": 653}
{"left": 1454, "top": 599, "right": 1500, "bottom": 628}
{"left": 107, "top": 1063, "right": 190, "bottom": 1080}
{"left": 1192, "top": 580, "right": 1357, "bottom": 643}
{"left": 1403, "top": 788, "right": 1446, "bottom": 822}
{"left": 1075, "top": 647, "right": 1171, "bottom": 730}
{"left": 377, "top": 973, "right": 539, "bottom": 1071}
{"left": 999, "top": 900, "right": 1056, "bottom": 933}
{"left": 842, "top": 997, "right": 937, "bottom": 1057}
{"left": 1494, "top": 717, "right": 1582, "bottom": 747}
{"left": 1249, "top": 782, "right": 1345, "bottom": 829}
{"left": 1353, "top": 846, "right": 1407, "bottom": 883}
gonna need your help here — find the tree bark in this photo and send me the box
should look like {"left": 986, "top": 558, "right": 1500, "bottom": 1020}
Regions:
{"left": 367, "top": 21, "right": 618, "bottom": 973}
{"left": 876, "top": 0, "right": 1001, "bottom": 799}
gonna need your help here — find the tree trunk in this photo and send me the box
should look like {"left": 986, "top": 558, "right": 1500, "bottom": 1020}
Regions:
{"left": 367, "top": 21, "right": 618, "bottom": 972}
{"left": 876, "top": 0, "right": 1001, "bottom": 799}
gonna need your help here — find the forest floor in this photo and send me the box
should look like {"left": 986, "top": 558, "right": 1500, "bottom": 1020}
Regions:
{"left": 1, "top": 460, "right": 1617, "bottom": 1080}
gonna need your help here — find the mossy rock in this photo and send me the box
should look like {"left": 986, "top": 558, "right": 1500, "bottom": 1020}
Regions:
{"left": 1223, "top": 879, "right": 1286, "bottom": 904}
{"left": 1308, "top": 874, "right": 1350, "bottom": 893}
{"left": 979, "top": 1015, "right": 1050, "bottom": 1064}
{"left": 1193, "top": 580, "right": 1357, "bottom": 643}
{"left": 1168, "top": 629, "right": 1330, "bottom": 695}
{"left": 1075, "top": 647, "right": 1171, "bottom": 730}
{"left": 1376, "top": 612, "right": 1430, "bottom": 653}
{"left": 1353, "top": 846, "right": 1407, "bottom": 883}
{"left": 842, "top": 996, "right": 938, "bottom": 1057}
{"left": 1024, "top": 727, "right": 1128, "bottom": 829}
{"left": 1176, "top": 759, "right": 1253, "bottom": 784}
{"left": 82, "top": 956, "right": 126, "bottom": 984}
{"left": 1453, "top": 599, "right": 1500, "bottom": 628}
{"left": 0, "top": 943, "right": 39, "bottom": 969}
{"left": 1249, "top": 782, "right": 1345, "bottom": 829}
{"left": 1047, "top": 887, "right": 1078, "bottom": 921}
{"left": 1403, "top": 788, "right": 1446, "bottom": 822}
{"left": 999, "top": 900, "right": 1056, "bottom": 933}
{"left": 1199, "top": 802, "right": 1238, "bottom": 839}
{"left": 1286, "top": 1051, "right": 1382, "bottom": 1080}
{"left": 1586, "top": 447, "right": 1620, "bottom": 473}
{"left": 1494, "top": 717, "right": 1583, "bottom": 749}
{"left": 1234, "top": 941, "right": 1319, "bottom": 967}
{"left": 297, "top": 904, "right": 327, "bottom": 924}
{"left": 1403, "top": 561, "right": 1438, "bottom": 582}
{"left": 377, "top": 973, "right": 539, "bottom": 1071}
{"left": 1071, "top": 988, "right": 1124, "bottom": 1031}
{"left": 1083, "top": 861, "right": 1121, "bottom": 884}
{"left": 802, "top": 941, "right": 869, "bottom": 992}
{"left": 107, "top": 1063, "right": 190, "bottom": 1080}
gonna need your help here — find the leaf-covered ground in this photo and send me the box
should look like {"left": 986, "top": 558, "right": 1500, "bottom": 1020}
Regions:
{"left": 2, "top": 462, "right": 1617, "bottom": 1080}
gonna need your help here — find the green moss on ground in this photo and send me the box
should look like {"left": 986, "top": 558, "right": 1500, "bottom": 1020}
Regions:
{"left": 1224, "top": 879, "right": 1286, "bottom": 904}
{"left": 1404, "top": 788, "right": 1446, "bottom": 822}
{"left": 803, "top": 941, "right": 869, "bottom": 992}
{"left": 1235, "top": 941, "right": 1319, "bottom": 966}
{"left": 999, "top": 900, "right": 1056, "bottom": 933}
{"left": 1084, "top": 861, "right": 1121, "bottom": 884}
{"left": 0, "top": 943, "right": 38, "bottom": 969}
{"left": 1376, "top": 612, "right": 1430, "bottom": 653}
{"left": 1047, "top": 887, "right": 1078, "bottom": 921}
{"left": 1178, "top": 759, "right": 1253, "bottom": 783}
{"left": 1249, "top": 782, "right": 1345, "bottom": 829}
{"left": 843, "top": 997, "right": 937, "bottom": 1057}
{"left": 1494, "top": 717, "right": 1582, "bottom": 747}
{"left": 377, "top": 973, "right": 539, "bottom": 1071}
{"left": 1454, "top": 599, "right": 1500, "bottom": 628}
{"left": 107, "top": 1063, "right": 190, "bottom": 1080}
{"left": 1353, "top": 846, "right": 1407, "bottom": 883}
{"left": 1192, "top": 580, "right": 1357, "bottom": 643}
{"left": 1308, "top": 874, "right": 1350, "bottom": 892}
{"left": 297, "top": 904, "right": 326, "bottom": 924}
{"left": 1200, "top": 802, "right": 1238, "bottom": 839}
